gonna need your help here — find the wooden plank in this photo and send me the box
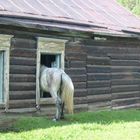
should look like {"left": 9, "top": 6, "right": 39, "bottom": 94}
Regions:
{"left": 87, "top": 65, "right": 111, "bottom": 73}
{"left": 74, "top": 104, "right": 88, "bottom": 113}
{"left": 65, "top": 52, "right": 86, "bottom": 61}
{"left": 10, "top": 65, "right": 36, "bottom": 74}
{"left": 87, "top": 56, "right": 110, "bottom": 65}
{"left": 88, "top": 101, "right": 111, "bottom": 111}
{"left": 87, "top": 94, "right": 111, "bottom": 103}
{"left": 88, "top": 87, "right": 110, "bottom": 95}
{"left": 109, "top": 54, "right": 140, "bottom": 60}
{"left": 11, "top": 37, "right": 36, "bottom": 49}
{"left": 112, "top": 97, "right": 140, "bottom": 107}
{"left": 112, "top": 103, "right": 140, "bottom": 110}
{"left": 111, "top": 60, "right": 140, "bottom": 66}
{"left": 111, "top": 72, "right": 140, "bottom": 79}
{"left": 87, "top": 73, "right": 111, "bottom": 81}
{"left": 112, "top": 91, "right": 140, "bottom": 99}
{"left": 74, "top": 97, "right": 87, "bottom": 104}
{"left": 10, "top": 48, "right": 36, "bottom": 58}
{"left": 9, "top": 99, "right": 36, "bottom": 108}
{"left": 87, "top": 80, "right": 110, "bottom": 88}
{"left": 111, "top": 66, "right": 140, "bottom": 73}
{"left": 9, "top": 82, "right": 36, "bottom": 91}
{"left": 73, "top": 82, "right": 86, "bottom": 89}
{"left": 7, "top": 108, "right": 37, "bottom": 113}
{"left": 10, "top": 57, "right": 36, "bottom": 66}
{"left": 9, "top": 91, "right": 36, "bottom": 100}
{"left": 10, "top": 74, "right": 36, "bottom": 82}
{"left": 65, "top": 68, "right": 86, "bottom": 75}
{"left": 112, "top": 79, "right": 140, "bottom": 86}
{"left": 74, "top": 89, "right": 87, "bottom": 97}
{"left": 111, "top": 85, "right": 139, "bottom": 93}
{"left": 70, "top": 75, "right": 87, "bottom": 82}
{"left": 69, "top": 61, "right": 86, "bottom": 68}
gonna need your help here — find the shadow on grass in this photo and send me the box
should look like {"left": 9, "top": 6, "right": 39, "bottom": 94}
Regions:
{"left": 0, "top": 109, "right": 140, "bottom": 133}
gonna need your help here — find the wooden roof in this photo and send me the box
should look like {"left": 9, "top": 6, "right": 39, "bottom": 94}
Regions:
{"left": 0, "top": 0, "right": 140, "bottom": 36}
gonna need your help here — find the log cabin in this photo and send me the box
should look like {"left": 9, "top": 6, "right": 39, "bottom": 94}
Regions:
{"left": 0, "top": 0, "right": 140, "bottom": 115}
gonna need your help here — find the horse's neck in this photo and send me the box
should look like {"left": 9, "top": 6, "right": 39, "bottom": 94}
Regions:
{"left": 40, "top": 65, "right": 47, "bottom": 73}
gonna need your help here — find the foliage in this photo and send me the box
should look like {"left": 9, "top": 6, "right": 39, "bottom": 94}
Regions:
{"left": 117, "top": 0, "right": 140, "bottom": 16}
{"left": 0, "top": 110, "right": 140, "bottom": 140}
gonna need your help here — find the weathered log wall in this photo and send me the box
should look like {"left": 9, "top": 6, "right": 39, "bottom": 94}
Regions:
{"left": 7, "top": 36, "right": 140, "bottom": 114}
{"left": 9, "top": 37, "right": 37, "bottom": 109}
{"left": 66, "top": 39, "right": 140, "bottom": 112}
{"left": 65, "top": 41, "right": 88, "bottom": 112}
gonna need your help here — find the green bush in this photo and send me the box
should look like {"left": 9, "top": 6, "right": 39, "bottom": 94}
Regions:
{"left": 117, "top": 0, "right": 140, "bottom": 16}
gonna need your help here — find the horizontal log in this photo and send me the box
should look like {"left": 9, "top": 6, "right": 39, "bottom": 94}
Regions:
{"left": 87, "top": 80, "right": 110, "bottom": 88}
{"left": 111, "top": 60, "right": 140, "bottom": 66}
{"left": 7, "top": 108, "right": 37, "bottom": 113}
{"left": 88, "top": 101, "right": 111, "bottom": 111}
{"left": 66, "top": 52, "right": 86, "bottom": 61}
{"left": 40, "top": 98, "right": 55, "bottom": 105}
{"left": 10, "top": 74, "right": 36, "bottom": 82}
{"left": 74, "top": 97, "right": 88, "bottom": 104}
{"left": 65, "top": 68, "right": 86, "bottom": 75}
{"left": 9, "top": 99, "right": 36, "bottom": 109}
{"left": 109, "top": 54, "right": 140, "bottom": 60}
{"left": 87, "top": 87, "right": 110, "bottom": 95}
{"left": 70, "top": 75, "right": 87, "bottom": 82}
{"left": 112, "top": 91, "right": 140, "bottom": 100}
{"left": 87, "top": 65, "right": 111, "bottom": 73}
{"left": 112, "top": 79, "right": 140, "bottom": 86}
{"left": 9, "top": 91, "right": 36, "bottom": 100}
{"left": 74, "top": 104, "right": 88, "bottom": 113}
{"left": 87, "top": 94, "right": 111, "bottom": 103}
{"left": 84, "top": 39, "right": 140, "bottom": 47}
{"left": 74, "top": 89, "right": 87, "bottom": 97}
{"left": 111, "top": 85, "right": 139, "bottom": 93}
{"left": 112, "top": 72, "right": 140, "bottom": 79}
{"left": 10, "top": 57, "right": 36, "bottom": 66}
{"left": 10, "top": 48, "right": 36, "bottom": 58}
{"left": 36, "top": 107, "right": 56, "bottom": 116}
{"left": 69, "top": 61, "right": 86, "bottom": 68}
{"left": 66, "top": 42, "right": 86, "bottom": 53}
{"left": 10, "top": 65, "right": 36, "bottom": 74}
{"left": 87, "top": 73, "right": 111, "bottom": 81}
{"left": 87, "top": 56, "right": 110, "bottom": 65}
{"left": 112, "top": 103, "right": 140, "bottom": 110}
{"left": 112, "top": 97, "right": 140, "bottom": 107}
{"left": 9, "top": 82, "right": 36, "bottom": 91}
{"left": 73, "top": 82, "right": 86, "bottom": 89}
{"left": 11, "top": 37, "right": 36, "bottom": 49}
{"left": 111, "top": 66, "right": 140, "bottom": 73}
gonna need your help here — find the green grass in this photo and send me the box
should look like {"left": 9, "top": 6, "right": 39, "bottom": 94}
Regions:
{"left": 0, "top": 110, "right": 140, "bottom": 140}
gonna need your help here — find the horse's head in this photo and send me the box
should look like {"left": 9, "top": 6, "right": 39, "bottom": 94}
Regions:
{"left": 40, "top": 65, "right": 47, "bottom": 73}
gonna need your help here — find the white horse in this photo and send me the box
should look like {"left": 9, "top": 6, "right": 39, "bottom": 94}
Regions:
{"left": 40, "top": 65, "right": 74, "bottom": 121}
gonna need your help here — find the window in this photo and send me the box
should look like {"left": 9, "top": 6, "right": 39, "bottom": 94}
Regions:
{"left": 0, "top": 51, "right": 4, "bottom": 103}
{"left": 0, "top": 35, "right": 11, "bottom": 110}
{"left": 36, "top": 37, "right": 67, "bottom": 106}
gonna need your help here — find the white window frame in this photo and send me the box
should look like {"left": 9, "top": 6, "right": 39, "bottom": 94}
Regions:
{"left": 36, "top": 37, "right": 67, "bottom": 107}
{"left": 0, "top": 35, "right": 12, "bottom": 111}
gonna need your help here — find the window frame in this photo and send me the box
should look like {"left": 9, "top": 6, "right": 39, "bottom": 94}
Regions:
{"left": 36, "top": 37, "right": 67, "bottom": 107}
{"left": 0, "top": 35, "right": 11, "bottom": 111}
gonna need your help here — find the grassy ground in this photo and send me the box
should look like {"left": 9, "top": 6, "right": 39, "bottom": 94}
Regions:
{"left": 0, "top": 110, "right": 140, "bottom": 140}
